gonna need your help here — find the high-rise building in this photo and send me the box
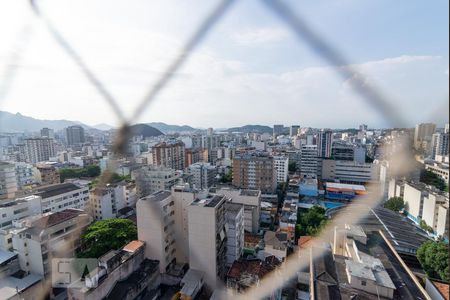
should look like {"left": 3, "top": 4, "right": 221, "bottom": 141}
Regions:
{"left": 185, "top": 148, "right": 208, "bottom": 167}
{"left": 188, "top": 194, "right": 227, "bottom": 288}
{"left": 321, "top": 160, "right": 380, "bottom": 185}
{"left": 225, "top": 202, "right": 244, "bottom": 267}
{"left": 273, "top": 156, "right": 289, "bottom": 184}
{"left": 40, "top": 127, "right": 54, "bottom": 138}
{"left": 273, "top": 125, "right": 284, "bottom": 137}
{"left": 414, "top": 123, "right": 436, "bottom": 151}
{"left": 290, "top": 125, "right": 300, "bottom": 137}
{"left": 300, "top": 145, "right": 318, "bottom": 178}
{"left": 0, "top": 162, "right": 18, "bottom": 200}
{"left": 14, "top": 162, "right": 39, "bottom": 188}
{"left": 65, "top": 125, "right": 85, "bottom": 145}
{"left": 24, "top": 138, "right": 56, "bottom": 164}
{"left": 317, "top": 129, "right": 332, "bottom": 158}
{"left": 151, "top": 141, "right": 185, "bottom": 170}
{"left": 187, "top": 162, "right": 217, "bottom": 190}
{"left": 232, "top": 153, "right": 277, "bottom": 193}
{"left": 137, "top": 191, "right": 176, "bottom": 273}
{"left": 431, "top": 132, "right": 449, "bottom": 160}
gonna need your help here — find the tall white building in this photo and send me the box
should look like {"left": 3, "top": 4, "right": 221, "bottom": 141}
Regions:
{"left": 0, "top": 162, "right": 18, "bottom": 200}
{"left": 414, "top": 123, "right": 436, "bottom": 151}
{"left": 431, "top": 132, "right": 449, "bottom": 160}
{"left": 273, "top": 156, "right": 289, "bottom": 184}
{"left": 225, "top": 203, "right": 244, "bottom": 267}
{"left": 137, "top": 191, "right": 176, "bottom": 273}
{"left": 89, "top": 184, "right": 129, "bottom": 220}
{"left": 188, "top": 195, "right": 227, "bottom": 288}
{"left": 215, "top": 188, "right": 261, "bottom": 234}
{"left": 317, "top": 129, "right": 332, "bottom": 158}
{"left": 24, "top": 138, "right": 56, "bottom": 164}
{"left": 300, "top": 145, "right": 318, "bottom": 178}
{"left": 14, "top": 162, "right": 39, "bottom": 188}
{"left": 188, "top": 162, "right": 217, "bottom": 190}
{"left": 0, "top": 195, "right": 42, "bottom": 231}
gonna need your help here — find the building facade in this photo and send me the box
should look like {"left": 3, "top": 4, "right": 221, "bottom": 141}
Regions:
{"left": 232, "top": 153, "right": 276, "bottom": 193}
{"left": 151, "top": 141, "right": 185, "bottom": 170}
{"left": 24, "top": 138, "right": 56, "bottom": 164}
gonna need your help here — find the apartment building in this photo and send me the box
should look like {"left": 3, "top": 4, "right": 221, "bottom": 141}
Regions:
{"left": 322, "top": 159, "right": 380, "bottom": 185}
{"left": 188, "top": 162, "right": 217, "bottom": 190}
{"left": 185, "top": 148, "right": 208, "bottom": 167}
{"left": 36, "top": 165, "right": 60, "bottom": 186}
{"left": 0, "top": 162, "right": 18, "bottom": 200}
{"left": 414, "top": 123, "right": 436, "bottom": 151}
{"left": 317, "top": 129, "right": 332, "bottom": 158}
{"left": 232, "top": 153, "right": 276, "bottom": 193}
{"left": 89, "top": 185, "right": 125, "bottom": 220}
{"left": 0, "top": 195, "right": 42, "bottom": 231}
{"left": 65, "top": 125, "right": 85, "bottom": 146}
{"left": 425, "top": 162, "right": 449, "bottom": 183}
{"left": 34, "top": 183, "right": 89, "bottom": 213}
{"left": 137, "top": 191, "right": 176, "bottom": 273}
{"left": 11, "top": 209, "right": 92, "bottom": 276}
{"left": 300, "top": 145, "right": 318, "bottom": 178}
{"left": 332, "top": 142, "right": 366, "bottom": 164}
{"left": 151, "top": 141, "right": 185, "bottom": 171}
{"left": 24, "top": 138, "right": 56, "bottom": 164}
{"left": 273, "top": 156, "right": 289, "bottom": 184}
{"left": 403, "top": 182, "right": 449, "bottom": 236}
{"left": 14, "top": 162, "right": 39, "bottom": 188}
{"left": 215, "top": 188, "right": 261, "bottom": 234}
{"left": 67, "top": 241, "right": 160, "bottom": 300}
{"left": 225, "top": 203, "right": 244, "bottom": 267}
{"left": 188, "top": 194, "right": 227, "bottom": 288}
{"left": 431, "top": 132, "right": 449, "bottom": 160}
{"left": 132, "top": 166, "right": 183, "bottom": 198}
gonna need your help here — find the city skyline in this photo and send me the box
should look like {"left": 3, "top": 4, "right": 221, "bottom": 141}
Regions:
{"left": 0, "top": 0, "right": 448, "bottom": 129}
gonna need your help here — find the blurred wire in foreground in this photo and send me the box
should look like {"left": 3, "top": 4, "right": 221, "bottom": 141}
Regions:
{"left": 260, "top": 0, "right": 408, "bottom": 128}
{"left": 0, "top": 22, "right": 33, "bottom": 104}
{"left": 28, "top": 0, "right": 127, "bottom": 124}
{"left": 131, "top": 0, "right": 237, "bottom": 122}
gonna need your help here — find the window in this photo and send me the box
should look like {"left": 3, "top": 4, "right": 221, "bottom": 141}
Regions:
{"left": 361, "top": 280, "right": 367, "bottom": 286}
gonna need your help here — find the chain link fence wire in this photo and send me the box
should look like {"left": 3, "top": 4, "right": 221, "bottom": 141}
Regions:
{"left": 0, "top": 0, "right": 437, "bottom": 299}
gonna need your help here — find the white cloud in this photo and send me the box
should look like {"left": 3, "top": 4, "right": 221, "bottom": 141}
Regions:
{"left": 231, "top": 27, "right": 289, "bottom": 45}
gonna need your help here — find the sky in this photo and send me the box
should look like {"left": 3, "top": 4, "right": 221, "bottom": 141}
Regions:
{"left": 0, "top": 0, "right": 448, "bottom": 129}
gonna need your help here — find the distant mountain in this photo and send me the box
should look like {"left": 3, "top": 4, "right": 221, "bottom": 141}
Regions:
{"left": 92, "top": 123, "right": 115, "bottom": 131}
{"left": 0, "top": 111, "right": 89, "bottom": 132}
{"left": 227, "top": 125, "right": 273, "bottom": 134}
{"left": 147, "top": 122, "right": 196, "bottom": 133}
{"left": 130, "top": 124, "right": 164, "bottom": 137}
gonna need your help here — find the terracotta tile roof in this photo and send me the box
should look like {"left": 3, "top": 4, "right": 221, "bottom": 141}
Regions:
{"left": 299, "top": 236, "right": 314, "bottom": 248}
{"left": 244, "top": 234, "right": 262, "bottom": 245}
{"left": 227, "top": 260, "right": 274, "bottom": 280}
{"left": 432, "top": 281, "right": 449, "bottom": 300}
{"left": 123, "top": 240, "right": 144, "bottom": 253}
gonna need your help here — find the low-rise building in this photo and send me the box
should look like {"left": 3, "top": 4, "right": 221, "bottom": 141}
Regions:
{"left": 34, "top": 183, "right": 89, "bottom": 213}
{"left": 322, "top": 159, "right": 380, "bottom": 185}
{"left": 67, "top": 241, "right": 160, "bottom": 300}
{"left": 132, "top": 166, "right": 183, "bottom": 198}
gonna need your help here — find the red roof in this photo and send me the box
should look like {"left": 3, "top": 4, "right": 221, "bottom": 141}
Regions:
{"left": 432, "top": 281, "right": 449, "bottom": 300}
{"left": 227, "top": 260, "right": 274, "bottom": 280}
{"left": 123, "top": 240, "right": 144, "bottom": 253}
{"left": 298, "top": 236, "right": 314, "bottom": 248}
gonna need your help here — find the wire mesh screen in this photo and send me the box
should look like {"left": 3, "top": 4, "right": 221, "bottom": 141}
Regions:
{"left": 0, "top": 1, "right": 448, "bottom": 300}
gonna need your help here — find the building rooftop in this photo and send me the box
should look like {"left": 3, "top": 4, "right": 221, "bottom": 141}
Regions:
{"left": 32, "top": 209, "right": 84, "bottom": 228}
{"left": 122, "top": 240, "right": 144, "bottom": 253}
{"left": 325, "top": 182, "right": 366, "bottom": 192}
{"left": 142, "top": 190, "right": 171, "bottom": 202}
{"left": 227, "top": 259, "right": 274, "bottom": 281}
{"left": 0, "top": 273, "right": 42, "bottom": 299}
{"left": 35, "top": 183, "right": 83, "bottom": 198}
{"left": 192, "top": 194, "right": 225, "bottom": 208}
{"left": 0, "top": 250, "right": 17, "bottom": 265}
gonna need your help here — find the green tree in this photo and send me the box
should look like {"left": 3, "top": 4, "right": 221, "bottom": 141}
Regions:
{"left": 288, "top": 162, "right": 297, "bottom": 173}
{"left": 417, "top": 241, "right": 449, "bottom": 281}
{"left": 78, "top": 219, "right": 137, "bottom": 258}
{"left": 420, "top": 220, "right": 434, "bottom": 234}
{"left": 384, "top": 197, "right": 405, "bottom": 212}
{"left": 420, "top": 170, "right": 447, "bottom": 191}
{"left": 296, "top": 206, "right": 328, "bottom": 239}
{"left": 59, "top": 165, "right": 101, "bottom": 182}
